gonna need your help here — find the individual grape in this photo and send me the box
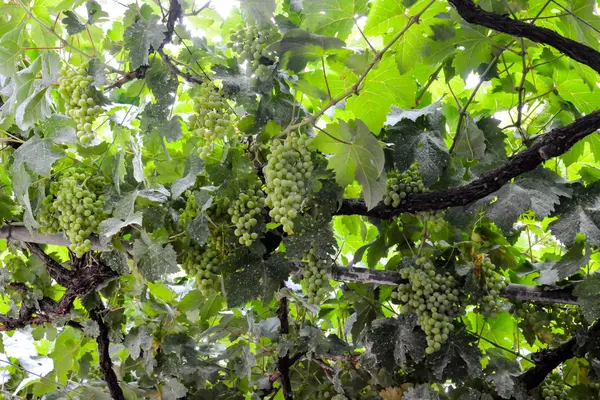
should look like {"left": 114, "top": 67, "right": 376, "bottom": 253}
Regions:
{"left": 227, "top": 23, "right": 280, "bottom": 83}
{"left": 383, "top": 164, "right": 425, "bottom": 207}
{"left": 392, "top": 257, "right": 465, "bottom": 354}
{"left": 57, "top": 63, "right": 103, "bottom": 145}
{"left": 39, "top": 169, "right": 108, "bottom": 258}
{"left": 470, "top": 257, "right": 508, "bottom": 318}
{"left": 227, "top": 179, "right": 265, "bottom": 246}
{"left": 188, "top": 82, "right": 235, "bottom": 160}
{"left": 264, "top": 131, "right": 313, "bottom": 234}
{"left": 302, "top": 248, "right": 330, "bottom": 305}
{"left": 540, "top": 373, "right": 568, "bottom": 400}
{"left": 182, "top": 238, "right": 224, "bottom": 295}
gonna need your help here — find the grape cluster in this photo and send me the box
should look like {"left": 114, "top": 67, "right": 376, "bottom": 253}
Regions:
{"left": 392, "top": 257, "right": 464, "bottom": 354}
{"left": 540, "top": 373, "right": 568, "bottom": 400}
{"left": 188, "top": 82, "right": 234, "bottom": 160}
{"left": 228, "top": 180, "right": 265, "bottom": 246}
{"left": 310, "top": 382, "right": 335, "bottom": 400}
{"left": 264, "top": 131, "right": 313, "bottom": 234}
{"left": 227, "top": 23, "right": 279, "bottom": 84}
{"left": 383, "top": 164, "right": 425, "bottom": 207}
{"left": 302, "top": 248, "right": 330, "bottom": 305}
{"left": 39, "top": 169, "right": 107, "bottom": 257}
{"left": 470, "top": 257, "right": 508, "bottom": 318}
{"left": 179, "top": 190, "right": 198, "bottom": 228}
{"left": 182, "top": 238, "right": 224, "bottom": 295}
{"left": 57, "top": 64, "right": 103, "bottom": 144}
{"left": 514, "top": 302, "right": 584, "bottom": 344}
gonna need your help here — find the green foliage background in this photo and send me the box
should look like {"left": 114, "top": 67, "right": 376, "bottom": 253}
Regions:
{"left": 0, "top": 0, "right": 599, "bottom": 398}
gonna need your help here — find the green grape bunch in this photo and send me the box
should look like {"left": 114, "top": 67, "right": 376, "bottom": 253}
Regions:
{"left": 182, "top": 239, "right": 223, "bottom": 295}
{"left": 310, "top": 382, "right": 335, "bottom": 399}
{"left": 392, "top": 257, "right": 464, "bottom": 354}
{"left": 383, "top": 164, "right": 426, "bottom": 207}
{"left": 470, "top": 256, "right": 508, "bottom": 318}
{"left": 302, "top": 248, "right": 330, "bottom": 305}
{"left": 514, "top": 301, "right": 584, "bottom": 344}
{"left": 227, "top": 23, "right": 280, "bottom": 85}
{"left": 57, "top": 63, "right": 103, "bottom": 145}
{"left": 188, "top": 82, "right": 235, "bottom": 160}
{"left": 540, "top": 373, "right": 568, "bottom": 400}
{"left": 228, "top": 179, "right": 265, "bottom": 246}
{"left": 39, "top": 169, "right": 108, "bottom": 257}
{"left": 264, "top": 131, "right": 314, "bottom": 234}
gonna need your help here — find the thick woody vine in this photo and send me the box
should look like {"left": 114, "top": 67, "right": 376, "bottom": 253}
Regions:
{"left": 0, "top": 0, "right": 599, "bottom": 399}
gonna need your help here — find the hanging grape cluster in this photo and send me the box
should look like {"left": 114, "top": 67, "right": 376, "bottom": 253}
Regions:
{"left": 182, "top": 238, "right": 224, "bottom": 295}
{"left": 392, "top": 257, "right": 464, "bottom": 354}
{"left": 227, "top": 23, "right": 279, "bottom": 84}
{"left": 383, "top": 164, "right": 425, "bottom": 207}
{"left": 57, "top": 63, "right": 103, "bottom": 144}
{"left": 39, "top": 169, "right": 107, "bottom": 257}
{"left": 264, "top": 131, "right": 313, "bottom": 234}
{"left": 540, "top": 373, "right": 568, "bottom": 400}
{"left": 310, "top": 382, "right": 335, "bottom": 400}
{"left": 513, "top": 302, "right": 584, "bottom": 344}
{"left": 302, "top": 248, "right": 330, "bottom": 305}
{"left": 188, "top": 82, "right": 234, "bottom": 160}
{"left": 228, "top": 179, "right": 265, "bottom": 246}
{"left": 470, "top": 257, "right": 508, "bottom": 318}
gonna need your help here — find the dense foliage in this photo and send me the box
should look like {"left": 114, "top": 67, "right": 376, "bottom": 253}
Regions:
{"left": 0, "top": 0, "right": 600, "bottom": 399}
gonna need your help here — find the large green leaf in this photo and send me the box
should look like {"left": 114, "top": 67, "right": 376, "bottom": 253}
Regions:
{"left": 270, "top": 29, "right": 345, "bottom": 73}
{"left": 549, "top": 182, "right": 600, "bottom": 247}
{"left": 301, "top": 0, "right": 368, "bottom": 40}
{"left": 133, "top": 231, "right": 179, "bottom": 281}
{"left": 313, "top": 119, "right": 385, "bottom": 209}
{"left": 124, "top": 15, "right": 166, "bottom": 69}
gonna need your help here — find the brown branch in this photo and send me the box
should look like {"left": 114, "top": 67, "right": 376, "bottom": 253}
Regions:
{"left": 277, "top": 287, "right": 294, "bottom": 400}
{"left": 0, "top": 295, "right": 76, "bottom": 331}
{"left": 160, "top": 0, "right": 182, "bottom": 50}
{"left": 25, "top": 243, "right": 74, "bottom": 287}
{"left": 447, "top": 0, "right": 600, "bottom": 74}
{"left": 184, "top": 0, "right": 211, "bottom": 17}
{"left": 105, "top": 66, "right": 149, "bottom": 90}
{"left": 519, "top": 319, "right": 600, "bottom": 390}
{"left": 89, "top": 308, "right": 126, "bottom": 400}
{"left": 158, "top": 49, "right": 204, "bottom": 84}
{"left": 336, "top": 110, "right": 600, "bottom": 218}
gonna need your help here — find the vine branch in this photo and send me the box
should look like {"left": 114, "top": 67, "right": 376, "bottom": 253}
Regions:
{"left": 276, "top": 287, "right": 294, "bottom": 400}
{"left": 336, "top": 110, "right": 600, "bottom": 218}
{"left": 90, "top": 308, "right": 126, "bottom": 400}
{"left": 447, "top": 0, "right": 600, "bottom": 74}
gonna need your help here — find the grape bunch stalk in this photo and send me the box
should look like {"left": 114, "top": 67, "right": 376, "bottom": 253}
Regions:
{"left": 227, "top": 23, "right": 280, "bottom": 85}
{"left": 392, "top": 257, "right": 464, "bottom": 354}
{"left": 228, "top": 179, "right": 265, "bottom": 246}
{"left": 302, "top": 248, "right": 330, "bottom": 305}
{"left": 38, "top": 169, "right": 107, "bottom": 257}
{"left": 188, "top": 82, "right": 234, "bottom": 160}
{"left": 383, "top": 164, "right": 425, "bottom": 207}
{"left": 264, "top": 131, "right": 314, "bottom": 234}
{"left": 57, "top": 63, "right": 103, "bottom": 145}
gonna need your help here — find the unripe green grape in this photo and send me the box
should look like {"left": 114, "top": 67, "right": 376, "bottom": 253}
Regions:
{"left": 182, "top": 238, "right": 225, "bottom": 295}
{"left": 301, "top": 248, "right": 330, "bottom": 306}
{"left": 469, "top": 257, "right": 508, "bottom": 318}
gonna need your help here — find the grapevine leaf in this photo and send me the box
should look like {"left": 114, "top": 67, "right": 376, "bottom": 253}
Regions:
{"left": 364, "top": 0, "right": 407, "bottom": 36}
{"left": 313, "top": 119, "right": 385, "bottom": 210}
{"left": 430, "top": 330, "right": 481, "bottom": 382}
{"left": 385, "top": 101, "right": 442, "bottom": 126}
{"left": 62, "top": 10, "right": 86, "bottom": 35}
{"left": 301, "top": 0, "right": 368, "bottom": 40}
{"left": 124, "top": 325, "right": 153, "bottom": 360}
{"left": 403, "top": 385, "right": 439, "bottom": 400}
{"left": 0, "top": 193, "right": 16, "bottom": 224}
{"left": 454, "top": 116, "right": 486, "bottom": 160}
{"left": 113, "top": 149, "right": 126, "bottom": 194}
{"left": 452, "top": 24, "right": 493, "bottom": 78}
{"left": 99, "top": 213, "right": 143, "bottom": 243}
{"left": 537, "top": 240, "right": 590, "bottom": 285}
{"left": 12, "top": 135, "right": 63, "bottom": 177}
{"left": 100, "top": 250, "right": 130, "bottom": 275}
{"left": 554, "top": 69, "right": 600, "bottom": 114}
{"left": 81, "top": 320, "right": 100, "bottom": 338}
{"left": 15, "top": 87, "right": 52, "bottom": 130}
{"left": 573, "top": 274, "right": 600, "bottom": 324}
{"left": 347, "top": 57, "right": 416, "bottom": 134}
{"left": 188, "top": 214, "right": 209, "bottom": 245}
{"left": 364, "top": 314, "right": 426, "bottom": 368}
{"left": 285, "top": 215, "right": 337, "bottom": 260}
{"left": 10, "top": 164, "right": 38, "bottom": 229}
{"left": 161, "top": 376, "right": 188, "bottom": 400}
{"left": 124, "top": 15, "right": 166, "bottom": 70}
{"left": 133, "top": 231, "right": 179, "bottom": 281}
{"left": 40, "top": 115, "right": 77, "bottom": 143}
{"left": 221, "top": 247, "right": 292, "bottom": 308}
{"left": 141, "top": 106, "right": 183, "bottom": 142}
{"left": 146, "top": 61, "right": 179, "bottom": 107}
{"left": 138, "top": 187, "right": 170, "bottom": 203}
{"left": 271, "top": 28, "right": 345, "bottom": 73}
{"left": 480, "top": 168, "right": 572, "bottom": 232}
{"left": 77, "top": 387, "right": 112, "bottom": 400}
{"left": 385, "top": 116, "right": 449, "bottom": 187}
{"left": 240, "top": 0, "right": 275, "bottom": 25}
{"left": 549, "top": 182, "right": 600, "bottom": 247}
{"left": 172, "top": 156, "right": 205, "bottom": 199}
{"left": 86, "top": 0, "right": 109, "bottom": 24}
